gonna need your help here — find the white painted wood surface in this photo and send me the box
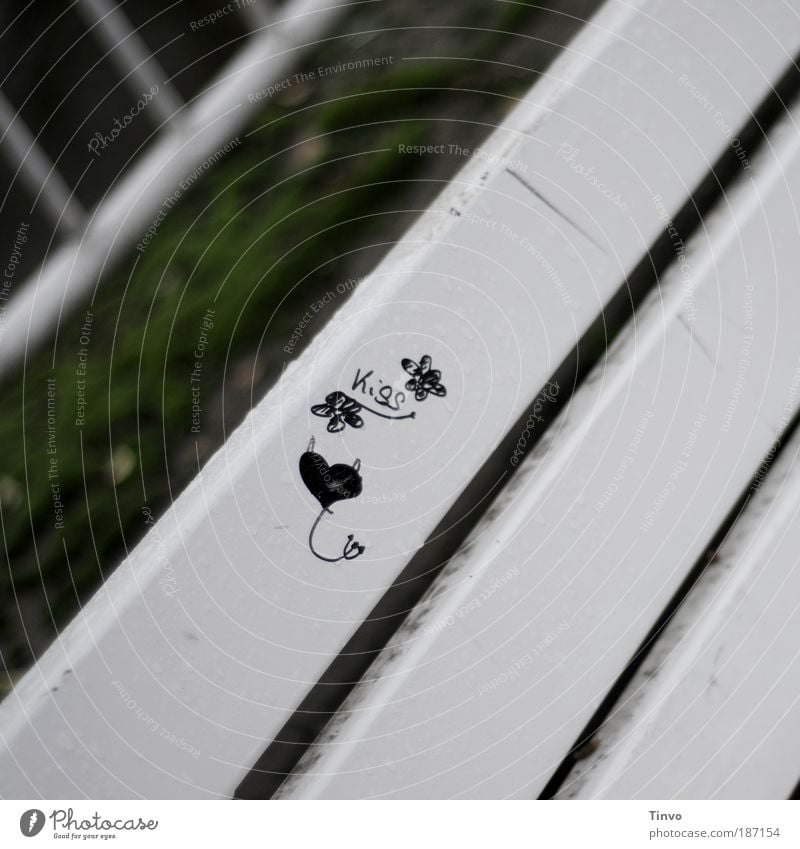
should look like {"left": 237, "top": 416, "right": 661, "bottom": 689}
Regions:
{"left": 2, "top": 0, "right": 800, "bottom": 799}
{"left": 279, "top": 90, "right": 800, "bottom": 799}
{"left": 559, "top": 426, "right": 800, "bottom": 799}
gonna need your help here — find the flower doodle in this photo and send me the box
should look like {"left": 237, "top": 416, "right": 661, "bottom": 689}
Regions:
{"left": 311, "top": 391, "right": 364, "bottom": 433}
{"left": 311, "top": 390, "right": 415, "bottom": 433}
{"left": 402, "top": 355, "right": 447, "bottom": 401}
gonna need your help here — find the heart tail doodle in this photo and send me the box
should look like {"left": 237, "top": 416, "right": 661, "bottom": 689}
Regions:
{"left": 308, "top": 506, "right": 366, "bottom": 562}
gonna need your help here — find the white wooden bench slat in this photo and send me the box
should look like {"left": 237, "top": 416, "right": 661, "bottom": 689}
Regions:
{"left": 278, "top": 92, "right": 800, "bottom": 799}
{"left": 2, "top": 0, "right": 800, "bottom": 799}
{"left": 558, "top": 424, "right": 800, "bottom": 799}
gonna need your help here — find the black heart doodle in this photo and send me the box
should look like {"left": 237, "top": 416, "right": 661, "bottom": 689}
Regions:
{"left": 299, "top": 437, "right": 365, "bottom": 562}
{"left": 299, "top": 444, "right": 363, "bottom": 509}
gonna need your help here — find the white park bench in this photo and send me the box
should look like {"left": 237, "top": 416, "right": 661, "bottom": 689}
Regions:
{"left": 2, "top": 0, "right": 800, "bottom": 799}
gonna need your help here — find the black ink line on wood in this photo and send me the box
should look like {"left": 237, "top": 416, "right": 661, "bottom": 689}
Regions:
{"left": 505, "top": 167, "right": 606, "bottom": 253}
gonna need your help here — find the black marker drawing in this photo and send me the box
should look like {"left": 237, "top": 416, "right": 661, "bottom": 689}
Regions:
{"left": 311, "top": 390, "right": 415, "bottom": 433}
{"left": 299, "top": 437, "right": 366, "bottom": 562}
{"left": 402, "top": 355, "right": 447, "bottom": 401}
{"left": 351, "top": 368, "right": 407, "bottom": 411}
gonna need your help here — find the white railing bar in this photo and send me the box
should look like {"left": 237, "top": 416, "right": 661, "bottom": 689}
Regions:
{"left": 74, "top": 0, "right": 183, "bottom": 126}
{"left": 0, "top": 90, "right": 87, "bottom": 234}
{"left": 0, "top": 0, "right": 346, "bottom": 381}
{"left": 236, "top": 0, "right": 275, "bottom": 33}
